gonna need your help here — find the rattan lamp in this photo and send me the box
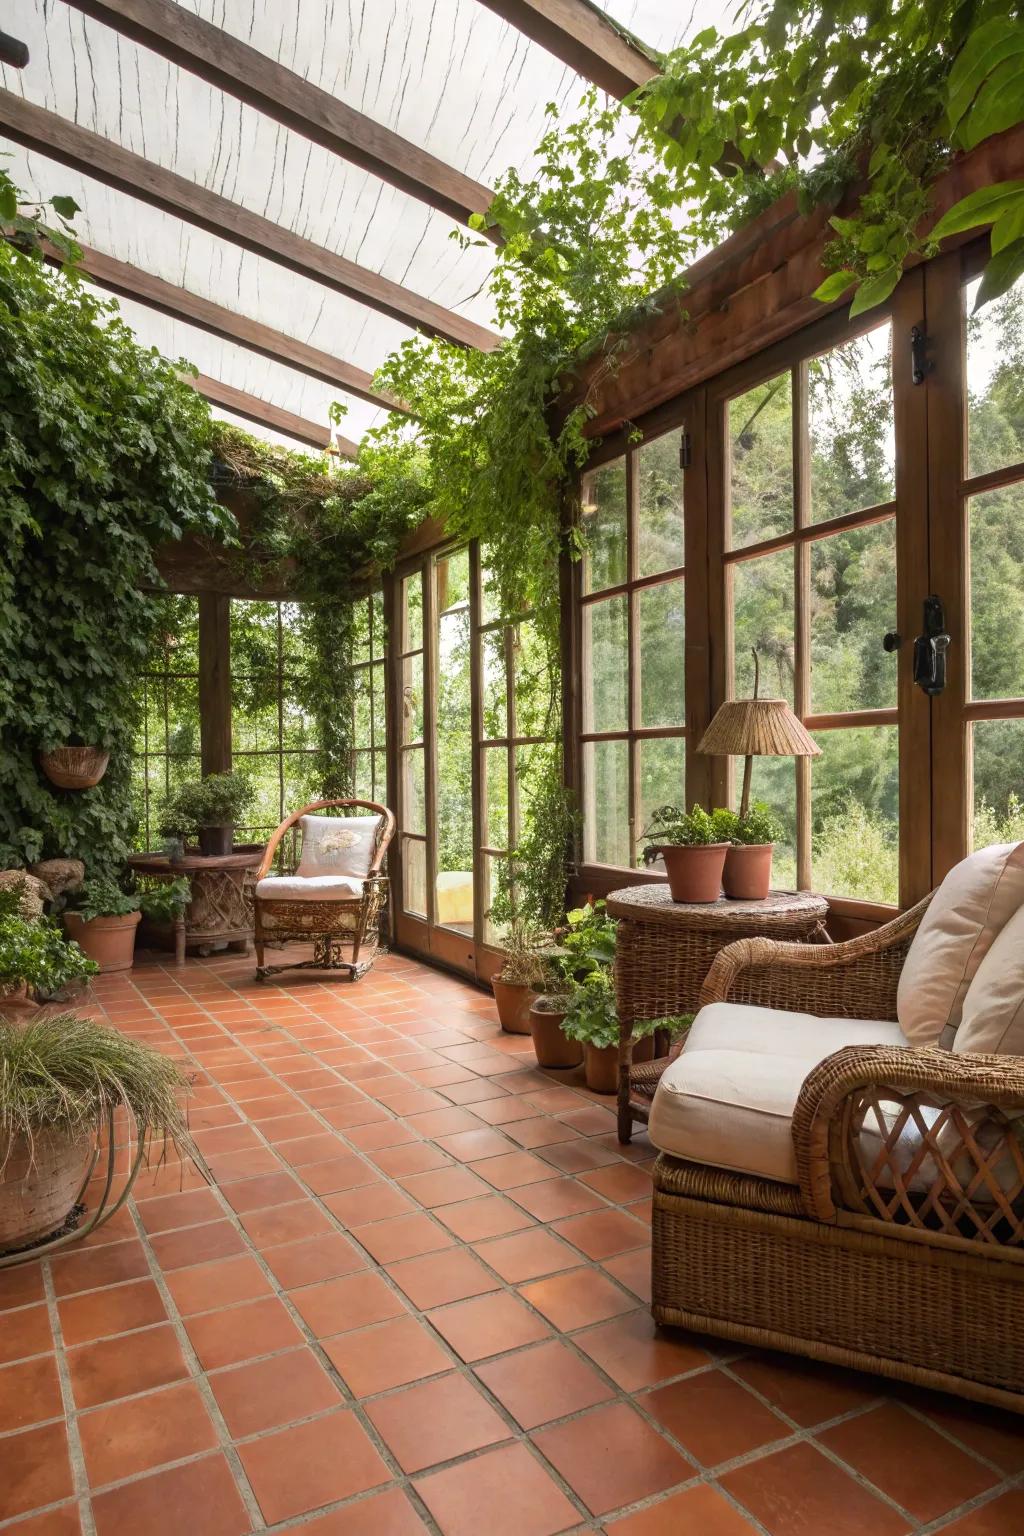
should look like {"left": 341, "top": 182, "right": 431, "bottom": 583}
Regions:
{"left": 697, "top": 652, "right": 820, "bottom": 817}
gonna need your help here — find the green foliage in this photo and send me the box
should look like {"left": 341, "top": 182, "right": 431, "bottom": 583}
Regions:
{"left": 561, "top": 967, "right": 618, "bottom": 1048}
{"left": 0, "top": 157, "right": 81, "bottom": 266}
{"left": 640, "top": 804, "right": 734, "bottom": 848}
{"left": 557, "top": 901, "right": 617, "bottom": 979}
{"left": 138, "top": 878, "right": 191, "bottom": 924}
{"left": 489, "top": 756, "right": 581, "bottom": 935}
{"left": 733, "top": 802, "right": 785, "bottom": 846}
{"left": 0, "top": 237, "right": 232, "bottom": 876}
{"left": 160, "top": 772, "right": 255, "bottom": 835}
{"left": 0, "top": 907, "right": 97, "bottom": 995}
{"left": 70, "top": 878, "right": 141, "bottom": 921}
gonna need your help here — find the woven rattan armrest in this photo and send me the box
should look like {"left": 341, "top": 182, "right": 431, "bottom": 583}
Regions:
{"left": 792, "top": 1044, "right": 1024, "bottom": 1245}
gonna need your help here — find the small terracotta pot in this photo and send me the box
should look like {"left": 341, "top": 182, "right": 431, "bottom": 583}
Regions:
{"left": 492, "top": 977, "right": 537, "bottom": 1035}
{"left": 0, "top": 1125, "right": 95, "bottom": 1252}
{"left": 723, "top": 843, "right": 774, "bottom": 900}
{"left": 64, "top": 910, "right": 140, "bottom": 973}
{"left": 584, "top": 1042, "right": 619, "bottom": 1094}
{"left": 660, "top": 844, "right": 728, "bottom": 903}
{"left": 529, "top": 1005, "right": 582, "bottom": 1069}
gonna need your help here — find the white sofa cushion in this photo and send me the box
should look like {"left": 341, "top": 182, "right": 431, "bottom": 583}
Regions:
{"left": 648, "top": 1002, "right": 909, "bottom": 1185}
{"left": 897, "top": 842, "right": 1024, "bottom": 1047}
{"left": 955, "top": 899, "right": 1024, "bottom": 1056}
{"left": 297, "top": 814, "right": 381, "bottom": 880}
{"left": 256, "top": 874, "right": 366, "bottom": 902}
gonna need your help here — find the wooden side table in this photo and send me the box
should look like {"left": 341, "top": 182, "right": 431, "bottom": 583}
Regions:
{"left": 607, "top": 885, "right": 829, "bottom": 1142}
{"left": 129, "top": 849, "right": 263, "bottom": 959}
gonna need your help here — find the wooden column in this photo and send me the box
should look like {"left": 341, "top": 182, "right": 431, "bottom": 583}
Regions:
{"left": 198, "top": 593, "right": 232, "bottom": 775}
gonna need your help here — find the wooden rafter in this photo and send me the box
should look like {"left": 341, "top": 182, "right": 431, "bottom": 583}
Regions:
{"left": 59, "top": 0, "right": 496, "bottom": 232}
{"left": 476, "top": 0, "right": 658, "bottom": 98}
{"left": 60, "top": 241, "right": 408, "bottom": 414}
{"left": 184, "top": 371, "right": 359, "bottom": 458}
{"left": 0, "top": 91, "right": 498, "bottom": 350}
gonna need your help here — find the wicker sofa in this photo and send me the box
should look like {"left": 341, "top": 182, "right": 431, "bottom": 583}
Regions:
{"left": 648, "top": 883, "right": 1024, "bottom": 1412}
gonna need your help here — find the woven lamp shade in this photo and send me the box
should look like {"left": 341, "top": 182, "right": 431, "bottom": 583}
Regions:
{"left": 697, "top": 699, "right": 821, "bottom": 759}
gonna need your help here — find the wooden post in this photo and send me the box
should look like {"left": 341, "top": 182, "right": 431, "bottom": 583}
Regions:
{"left": 198, "top": 593, "right": 232, "bottom": 776}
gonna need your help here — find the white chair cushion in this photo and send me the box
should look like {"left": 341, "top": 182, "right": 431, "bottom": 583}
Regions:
{"left": 955, "top": 899, "right": 1024, "bottom": 1056}
{"left": 648, "top": 1002, "right": 909, "bottom": 1186}
{"left": 897, "top": 842, "right": 1024, "bottom": 1046}
{"left": 297, "top": 814, "right": 381, "bottom": 880}
{"left": 256, "top": 874, "right": 366, "bottom": 902}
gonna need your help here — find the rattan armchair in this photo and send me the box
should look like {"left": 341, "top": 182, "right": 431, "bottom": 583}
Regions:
{"left": 253, "top": 798, "right": 395, "bottom": 983}
{"left": 651, "top": 895, "right": 1024, "bottom": 1411}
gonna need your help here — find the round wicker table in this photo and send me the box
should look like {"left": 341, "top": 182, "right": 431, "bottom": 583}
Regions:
{"left": 606, "top": 885, "right": 829, "bottom": 1142}
{"left": 129, "top": 850, "right": 263, "bottom": 960}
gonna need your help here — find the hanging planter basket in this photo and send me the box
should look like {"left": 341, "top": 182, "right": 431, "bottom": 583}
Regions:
{"left": 40, "top": 747, "right": 110, "bottom": 790}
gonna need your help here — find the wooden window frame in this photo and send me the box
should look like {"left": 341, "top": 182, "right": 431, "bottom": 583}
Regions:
{"left": 350, "top": 590, "right": 387, "bottom": 804}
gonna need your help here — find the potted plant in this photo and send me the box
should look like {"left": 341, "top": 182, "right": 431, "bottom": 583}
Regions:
{"left": 0, "top": 885, "right": 97, "bottom": 1021}
{"left": 641, "top": 804, "right": 733, "bottom": 903}
{"left": 160, "top": 772, "right": 255, "bottom": 857}
{"left": 156, "top": 804, "right": 191, "bottom": 865}
{"left": 63, "top": 878, "right": 141, "bottom": 973}
{"left": 529, "top": 902, "right": 617, "bottom": 1073}
{"left": 0, "top": 1011, "right": 191, "bottom": 1253}
{"left": 723, "top": 801, "right": 784, "bottom": 900}
{"left": 138, "top": 877, "right": 191, "bottom": 953}
{"left": 561, "top": 972, "right": 658, "bottom": 1094}
{"left": 529, "top": 985, "right": 582, "bottom": 1068}
{"left": 492, "top": 919, "right": 549, "bottom": 1034}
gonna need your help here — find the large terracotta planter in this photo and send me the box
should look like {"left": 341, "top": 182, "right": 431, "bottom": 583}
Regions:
{"left": 529, "top": 1004, "right": 582, "bottom": 1068}
{"left": 492, "top": 976, "right": 537, "bottom": 1035}
{"left": 661, "top": 844, "right": 728, "bottom": 903}
{"left": 0, "top": 1126, "right": 94, "bottom": 1252}
{"left": 585, "top": 1033, "right": 657, "bottom": 1095}
{"left": 64, "top": 910, "right": 140, "bottom": 973}
{"left": 723, "top": 843, "right": 774, "bottom": 900}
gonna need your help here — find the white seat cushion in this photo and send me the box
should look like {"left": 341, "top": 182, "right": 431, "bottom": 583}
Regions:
{"left": 649, "top": 1002, "right": 909, "bottom": 1185}
{"left": 955, "top": 899, "right": 1024, "bottom": 1056}
{"left": 297, "top": 814, "right": 381, "bottom": 880}
{"left": 256, "top": 874, "right": 366, "bottom": 902}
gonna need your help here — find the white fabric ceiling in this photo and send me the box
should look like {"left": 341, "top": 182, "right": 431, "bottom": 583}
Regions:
{"left": 1, "top": 0, "right": 707, "bottom": 449}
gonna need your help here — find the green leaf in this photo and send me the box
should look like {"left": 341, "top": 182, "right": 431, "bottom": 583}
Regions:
{"left": 975, "top": 237, "right": 1024, "bottom": 309}
{"left": 49, "top": 195, "right": 80, "bottom": 219}
{"left": 992, "top": 196, "right": 1024, "bottom": 254}
{"left": 947, "top": 18, "right": 1024, "bottom": 133}
{"left": 849, "top": 267, "right": 900, "bottom": 317}
{"left": 812, "top": 269, "right": 858, "bottom": 302}
{"left": 0, "top": 185, "right": 16, "bottom": 221}
{"left": 960, "top": 57, "right": 1024, "bottom": 150}
{"left": 828, "top": 215, "right": 860, "bottom": 238}
{"left": 930, "top": 182, "right": 1024, "bottom": 243}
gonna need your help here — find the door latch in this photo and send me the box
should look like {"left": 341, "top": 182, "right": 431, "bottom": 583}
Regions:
{"left": 911, "top": 325, "right": 930, "bottom": 385}
{"left": 913, "top": 595, "right": 950, "bottom": 696}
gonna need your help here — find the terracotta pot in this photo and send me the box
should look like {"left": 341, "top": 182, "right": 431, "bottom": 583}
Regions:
{"left": 0, "top": 1125, "right": 94, "bottom": 1252}
{"left": 64, "top": 910, "right": 140, "bottom": 973}
{"left": 198, "top": 824, "right": 233, "bottom": 857}
{"left": 529, "top": 1004, "right": 582, "bottom": 1069}
{"left": 584, "top": 1042, "right": 619, "bottom": 1094}
{"left": 632, "top": 1033, "right": 656, "bottom": 1065}
{"left": 660, "top": 843, "right": 728, "bottom": 903}
{"left": 492, "top": 977, "right": 537, "bottom": 1035}
{"left": 723, "top": 843, "right": 774, "bottom": 900}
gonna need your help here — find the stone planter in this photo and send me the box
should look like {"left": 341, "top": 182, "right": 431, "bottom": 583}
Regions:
{"left": 492, "top": 976, "right": 537, "bottom": 1035}
{"left": 723, "top": 843, "right": 774, "bottom": 900}
{"left": 529, "top": 1003, "right": 582, "bottom": 1069}
{"left": 0, "top": 1126, "right": 94, "bottom": 1252}
{"left": 63, "top": 910, "right": 140, "bottom": 974}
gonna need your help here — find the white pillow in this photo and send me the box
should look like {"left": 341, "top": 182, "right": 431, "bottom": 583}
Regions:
{"left": 955, "top": 900, "right": 1024, "bottom": 1057}
{"left": 897, "top": 842, "right": 1024, "bottom": 1046}
{"left": 297, "top": 814, "right": 381, "bottom": 880}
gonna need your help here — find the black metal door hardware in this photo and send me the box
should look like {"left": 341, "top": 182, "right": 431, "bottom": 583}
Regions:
{"left": 913, "top": 595, "right": 950, "bottom": 696}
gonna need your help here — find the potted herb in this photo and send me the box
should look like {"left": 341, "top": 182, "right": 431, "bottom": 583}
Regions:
{"left": 491, "top": 919, "right": 549, "bottom": 1035}
{"left": 0, "top": 1011, "right": 191, "bottom": 1253}
{"left": 722, "top": 801, "right": 784, "bottom": 900}
{"left": 561, "top": 972, "right": 657, "bottom": 1094}
{"left": 160, "top": 772, "right": 255, "bottom": 857}
{"left": 641, "top": 804, "right": 733, "bottom": 903}
{"left": 63, "top": 878, "right": 141, "bottom": 973}
{"left": 0, "top": 885, "right": 97, "bottom": 1020}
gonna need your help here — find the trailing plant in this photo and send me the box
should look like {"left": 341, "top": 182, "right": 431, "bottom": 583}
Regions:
{"left": 641, "top": 804, "right": 735, "bottom": 850}
{"left": 69, "top": 879, "right": 141, "bottom": 922}
{"left": 488, "top": 763, "right": 581, "bottom": 936}
{"left": 138, "top": 878, "right": 191, "bottom": 925}
{"left": 561, "top": 970, "right": 665, "bottom": 1049}
{"left": 0, "top": 895, "right": 97, "bottom": 997}
{"left": 0, "top": 158, "right": 80, "bottom": 265}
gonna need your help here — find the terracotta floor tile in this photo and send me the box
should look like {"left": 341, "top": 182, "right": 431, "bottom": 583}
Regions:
{"left": 209, "top": 1346, "right": 342, "bottom": 1436}
{"left": 731, "top": 1352, "right": 879, "bottom": 1428}
{"left": 136, "top": 1188, "right": 223, "bottom": 1233}
{"left": 371, "top": 1141, "right": 452, "bottom": 1177}
{"left": 202, "top": 1145, "right": 283, "bottom": 1183}
{"left": 602, "top": 1248, "right": 652, "bottom": 1303}
{"left": 164, "top": 1254, "right": 273, "bottom": 1316}
{"left": 386, "top": 1248, "right": 500, "bottom": 1309}
{"left": 344, "top": 1119, "right": 421, "bottom": 1150}
{"left": 552, "top": 1207, "right": 649, "bottom": 1260}
{"left": 405, "top": 1107, "right": 484, "bottom": 1138}
{"left": 323, "top": 1180, "right": 413, "bottom": 1227}
{"left": 508, "top": 1178, "right": 604, "bottom": 1221}
{"left": 275, "top": 1487, "right": 429, "bottom": 1534}
{"left": 476, "top": 1338, "right": 614, "bottom": 1428}
{"left": 150, "top": 1220, "right": 248, "bottom": 1271}
{"left": 720, "top": 1442, "right": 911, "bottom": 1536}
{"left": 324, "top": 1314, "right": 451, "bottom": 1396}
{"left": 414, "top": 1441, "right": 579, "bottom": 1536}
{"left": 300, "top": 1153, "right": 376, "bottom": 1195}
{"left": 0, "top": 1266, "right": 45, "bottom": 1311}
{"left": 502, "top": 1116, "right": 581, "bottom": 1149}
{"left": 0, "top": 1303, "right": 51, "bottom": 1364}
{"left": 575, "top": 1310, "right": 710, "bottom": 1392}
{"left": 435, "top": 1128, "right": 516, "bottom": 1162}
{"left": 435, "top": 1194, "right": 535, "bottom": 1242}
{"left": 533, "top": 1400, "right": 693, "bottom": 1516}
{"left": 518, "top": 1269, "right": 635, "bottom": 1331}
{"left": 90, "top": 1453, "right": 250, "bottom": 1536}
{"left": 427, "top": 1290, "right": 551, "bottom": 1361}
{"left": 237, "top": 1199, "right": 334, "bottom": 1249}
{"left": 78, "top": 1380, "right": 218, "bottom": 1486}
{"left": 937, "top": 1491, "right": 1024, "bottom": 1534}
{"left": 474, "top": 1151, "right": 555, "bottom": 1190}
{"left": 605, "top": 1484, "right": 760, "bottom": 1534}
{"left": 536, "top": 1139, "right": 620, "bottom": 1174}
{"left": 49, "top": 1239, "right": 150, "bottom": 1296}
{"left": 184, "top": 1295, "right": 303, "bottom": 1370}
{"left": 438, "top": 1077, "right": 511, "bottom": 1105}
{"left": 0, "top": 1423, "right": 74, "bottom": 1522}
{"left": 473, "top": 1228, "right": 578, "bottom": 1284}
{"left": 0, "top": 1355, "right": 63, "bottom": 1431}
{"left": 578, "top": 1161, "right": 653, "bottom": 1204}
{"left": 236, "top": 1409, "right": 392, "bottom": 1523}
{"left": 262, "top": 1231, "right": 367, "bottom": 1289}
{"left": 356, "top": 1211, "right": 455, "bottom": 1264}
{"left": 290, "top": 1270, "right": 406, "bottom": 1336}
{"left": 0, "top": 1504, "right": 83, "bottom": 1535}
{"left": 913, "top": 1391, "right": 1024, "bottom": 1473}
{"left": 641, "top": 1369, "right": 789, "bottom": 1466}
{"left": 819, "top": 1401, "right": 998, "bottom": 1523}
{"left": 365, "top": 1370, "right": 510, "bottom": 1473}
{"left": 67, "top": 1323, "right": 188, "bottom": 1409}
{"left": 397, "top": 1165, "right": 490, "bottom": 1208}
{"left": 279, "top": 1131, "right": 350, "bottom": 1167}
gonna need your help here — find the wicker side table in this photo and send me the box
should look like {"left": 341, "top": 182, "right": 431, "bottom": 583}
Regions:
{"left": 607, "top": 885, "right": 829, "bottom": 1142}
{"left": 129, "top": 850, "right": 262, "bottom": 958}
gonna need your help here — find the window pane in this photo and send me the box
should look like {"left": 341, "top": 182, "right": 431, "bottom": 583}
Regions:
{"left": 513, "top": 619, "right": 551, "bottom": 739}
{"left": 353, "top": 750, "right": 373, "bottom": 803}
{"left": 731, "top": 548, "right": 795, "bottom": 703}
{"left": 371, "top": 662, "right": 386, "bottom": 749}
{"left": 636, "top": 431, "right": 684, "bottom": 577}
{"left": 969, "top": 486, "right": 1024, "bottom": 700}
{"left": 352, "top": 598, "right": 371, "bottom": 666}
{"left": 372, "top": 749, "right": 387, "bottom": 805}
{"left": 972, "top": 719, "right": 1024, "bottom": 849}
{"left": 482, "top": 853, "right": 508, "bottom": 945}
{"left": 516, "top": 742, "right": 555, "bottom": 845}
{"left": 481, "top": 628, "right": 507, "bottom": 740}
{"left": 370, "top": 591, "right": 385, "bottom": 661}
{"left": 810, "top": 519, "right": 897, "bottom": 713}
{"left": 811, "top": 727, "right": 898, "bottom": 903}
{"left": 353, "top": 668, "right": 372, "bottom": 749}
{"left": 582, "top": 739, "right": 630, "bottom": 867}
{"left": 729, "top": 373, "right": 793, "bottom": 549}
{"left": 402, "top": 574, "right": 423, "bottom": 651}
{"left": 403, "top": 836, "right": 427, "bottom": 918}
{"left": 581, "top": 457, "right": 627, "bottom": 593}
{"left": 638, "top": 579, "right": 684, "bottom": 727}
{"left": 436, "top": 561, "right": 473, "bottom": 926}
{"left": 809, "top": 324, "right": 894, "bottom": 523}
{"left": 402, "top": 748, "right": 425, "bottom": 834}
{"left": 638, "top": 737, "right": 685, "bottom": 847}
{"left": 582, "top": 595, "right": 628, "bottom": 732}
{"left": 733, "top": 755, "right": 797, "bottom": 889}
{"left": 966, "top": 273, "right": 1024, "bottom": 479}
{"left": 402, "top": 653, "right": 423, "bottom": 743}
{"left": 482, "top": 746, "right": 509, "bottom": 851}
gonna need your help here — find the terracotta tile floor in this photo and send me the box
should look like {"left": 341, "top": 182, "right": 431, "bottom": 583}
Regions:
{"left": 4, "top": 950, "right": 1024, "bottom": 1535}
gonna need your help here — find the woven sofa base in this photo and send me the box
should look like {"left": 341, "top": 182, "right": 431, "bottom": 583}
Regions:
{"left": 652, "top": 1154, "right": 1024, "bottom": 1413}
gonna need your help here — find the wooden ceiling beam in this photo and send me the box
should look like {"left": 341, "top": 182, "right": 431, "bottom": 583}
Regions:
{"left": 476, "top": 0, "right": 658, "bottom": 98}
{"left": 59, "top": 0, "right": 496, "bottom": 232}
{"left": 184, "top": 371, "right": 359, "bottom": 458}
{"left": 0, "top": 91, "right": 498, "bottom": 349}
{"left": 62, "top": 241, "right": 408, "bottom": 414}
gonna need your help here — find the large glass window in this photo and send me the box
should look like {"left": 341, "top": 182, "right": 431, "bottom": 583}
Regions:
{"left": 351, "top": 591, "right": 387, "bottom": 803}
{"left": 231, "top": 600, "right": 318, "bottom": 843}
{"left": 132, "top": 596, "right": 202, "bottom": 848}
